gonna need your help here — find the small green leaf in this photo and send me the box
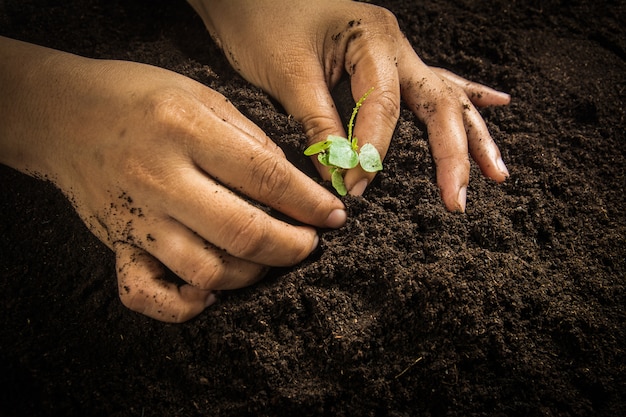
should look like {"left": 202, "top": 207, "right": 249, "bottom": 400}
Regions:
{"left": 331, "top": 168, "right": 347, "bottom": 196}
{"left": 317, "top": 152, "right": 331, "bottom": 167}
{"left": 301, "top": 86, "right": 381, "bottom": 198}
{"left": 304, "top": 140, "right": 331, "bottom": 156}
{"left": 359, "top": 143, "right": 383, "bottom": 172}
{"left": 326, "top": 134, "right": 350, "bottom": 148}
{"left": 327, "top": 136, "right": 359, "bottom": 169}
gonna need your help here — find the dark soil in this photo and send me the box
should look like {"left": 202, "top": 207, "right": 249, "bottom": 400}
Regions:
{"left": 1, "top": 0, "right": 625, "bottom": 416}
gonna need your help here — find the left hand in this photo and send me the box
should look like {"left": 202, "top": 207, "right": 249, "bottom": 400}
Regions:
{"left": 0, "top": 37, "right": 346, "bottom": 322}
{"left": 188, "top": 0, "right": 511, "bottom": 211}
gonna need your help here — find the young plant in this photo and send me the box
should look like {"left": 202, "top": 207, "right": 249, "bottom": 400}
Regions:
{"left": 304, "top": 87, "right": 383, "bottom": 196}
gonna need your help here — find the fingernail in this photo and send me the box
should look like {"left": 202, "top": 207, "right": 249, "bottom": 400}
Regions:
{"left": 205, "top": 292, "right": 218, "bottom": 308}
{"left": 325, "top": 208, "right": 347, "bottom": 228}
{"left": 457, "top": 186, "right": 467, "bottom": 212}
{"left": 497, "top": 157, "right": 510, "bottom": 177}
{"left": 348, "top": 179, "right": 368, "bottom": 196}
{"left": 311, "top": 234, "right": 320, "bottom": 252}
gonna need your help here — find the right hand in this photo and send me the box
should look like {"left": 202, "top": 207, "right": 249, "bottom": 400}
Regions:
{"left": 0, "top": 37, "right": 346, "bottom": 322}
{"left": 188, "top": 0, "right": 511, "bottom": 211}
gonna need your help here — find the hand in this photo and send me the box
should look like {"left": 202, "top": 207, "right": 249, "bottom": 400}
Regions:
{"left": 0, "top": 37, "right": 346, "bottom": 322}
{"left": 188, "top": 0, "right": 511, "bottom": 211}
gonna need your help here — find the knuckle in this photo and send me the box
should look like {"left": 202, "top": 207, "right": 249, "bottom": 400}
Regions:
{"left": 371, "top": 6, "right": 400, "bottom": 30}
{"left": 247, "top": 153, "right": 291, "bottom": 201}
{"left": 225, "top": 212, "right": 268, "bottom": 260}
{"left": 184, "top": 259, "right": 226, "bottom": 291}
{"left": 144, "top": 87, "right": 195, "bottom": 130}
{"left": 196, "top": 259, "right": 266, "bottom": 291}
{"left": 118, "top": 281, "right": 150, "bottom": 315}
{"left": 352, "top": 4, "right": 399, "bottom": 33}
{"left": 374, "top": 89, "right": 401, "bottom": 121}
{"left": 435, "top": 153, "right": 471, "bottom": 173}
{"left": 441, "top": 81, "right": 469, "bottom": 107}
{"left": 301, "top": 113, "right": 344, "bottom": 146}
{"left": 423, "top": 93, "right": 458, "bottom": 122}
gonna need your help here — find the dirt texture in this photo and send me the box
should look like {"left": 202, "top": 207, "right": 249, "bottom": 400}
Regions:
{"left": 1, "top": 0, "right": 625, "bottom": 416}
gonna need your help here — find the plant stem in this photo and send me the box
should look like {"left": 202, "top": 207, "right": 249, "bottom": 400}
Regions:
{"left": 347, "top": 87, "right": 374, "bottom": 145}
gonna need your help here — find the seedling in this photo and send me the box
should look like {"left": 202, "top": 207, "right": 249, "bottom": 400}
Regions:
{"left": 304, "top": 87, "right": 382, "bottom": 195}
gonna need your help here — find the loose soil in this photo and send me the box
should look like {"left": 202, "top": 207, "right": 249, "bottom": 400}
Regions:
{"left": 1, "top": 0, "right": 625, "bottom": 416}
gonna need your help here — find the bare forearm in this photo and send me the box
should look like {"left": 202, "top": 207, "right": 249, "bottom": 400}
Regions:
{"left": 1, "top": 37, "right": 65, "bottom": 176}
{"left": 0, "top": 36, "right": 87, "bottom": 178}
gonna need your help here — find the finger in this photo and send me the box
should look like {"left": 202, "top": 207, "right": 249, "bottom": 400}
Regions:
{"left": 428, "top": 104, "right": 471, "bottom": 213}
{"left": 398, "top": 46, "right": 470, "bottom": 211}
{"left": 464, "top": 103, "right": 510, "bottom": 182}
{"left": 431, "top": 67, "right": 511, "bottom": 107}
{"left": 185, "top": 101, "right": 346, "bottom": 229}
{"left": 129, "top": 214, "right": 267, "bottom": 291}
{"left": 115, "top": 243, "right": 215, "bottom": 323}
{"left": 154, "top": 167, "right": 321, "bottom": 267}
{"left": 343, "top": 31, "right": 401, "bottom": 195}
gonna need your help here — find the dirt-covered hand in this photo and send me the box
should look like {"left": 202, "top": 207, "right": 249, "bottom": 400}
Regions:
{"left": 0, "top": 37, "right": 346, "bottom": 322}
{"left": 188, "top": 0, "right": 511, "bottom": 211}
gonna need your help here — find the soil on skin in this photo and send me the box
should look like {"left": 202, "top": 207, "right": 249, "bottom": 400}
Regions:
{"left": 1, "top": 0, "right": 625, "bottom": 416}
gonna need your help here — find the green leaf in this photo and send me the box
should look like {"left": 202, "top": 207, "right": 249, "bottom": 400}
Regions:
{"left": 331, "top": 168, "right": 347, "bottom": 196}
{"left": 304, "top": 140, "right": 331, "bottom": 156}
{"left": 359, "top": 143, "right": 383, "bottom": 172}
{"left": 317, "top": 152, "right": 331, "bottom": 167}
{"left": 301, "top": 87, "right": 382, "bottom": 198}
{"left": 327, "top": 136, "right": 359, "bottom": 169}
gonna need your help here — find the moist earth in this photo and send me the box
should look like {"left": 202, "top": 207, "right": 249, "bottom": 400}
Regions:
{"left": 1, "top": 0, "right": 625, "bottom": 416}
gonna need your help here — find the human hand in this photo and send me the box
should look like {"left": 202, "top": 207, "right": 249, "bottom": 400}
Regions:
{"left": 188, "top": 0, "right": 511, "bottom": 211}
{"left": 0, "top": 37, "right": 346, "bottom": 322}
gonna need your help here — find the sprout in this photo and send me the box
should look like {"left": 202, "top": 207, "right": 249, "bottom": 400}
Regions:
{"left": 304, "top": 87, "right": 382, "bottom": 195}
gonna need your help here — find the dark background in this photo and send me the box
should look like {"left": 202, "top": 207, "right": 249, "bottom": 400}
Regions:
{"left": 1, "top": 0, "right": 625, "bottom": 416}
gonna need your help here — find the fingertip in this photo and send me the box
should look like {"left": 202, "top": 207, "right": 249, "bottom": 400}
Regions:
{"left": 477, "top": 152, "right": 510, "bottom": 183}
{"left": 457, "top": 186, "right": 467, "bottom": 213}
{"left": 325, "top": 208, "right": 347, "bottom": 228}
{"left": 344, "top": 164, "right": 376, "bottom": 197}
{"left": 204, "top": 291, "right": 218, "bottom": 308}
{"left": 289, "top": 226, "right": 323, "bottom": 265}
{"left": 348, "top": 178, "right": 369, "bottom": 197}
{"left": 496, "top": 157, "right": 510, "bottom": 181}
{"left": 441, "top": 186, "right": 466, "bottom": 213}
{"left": 491, "top": 91, "right": 511, "bottom": 106}
{"left": 311, "top": 234, "right": 320, "bottom": 252}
